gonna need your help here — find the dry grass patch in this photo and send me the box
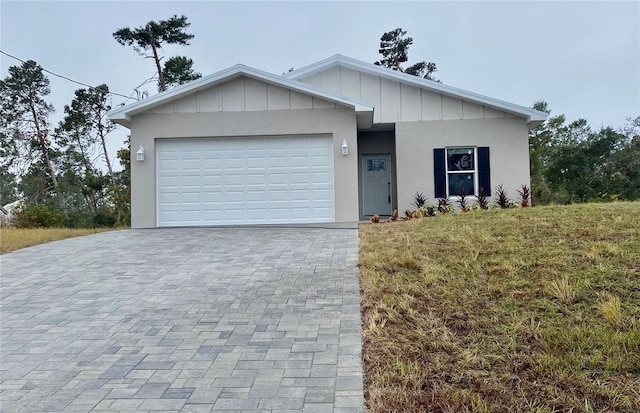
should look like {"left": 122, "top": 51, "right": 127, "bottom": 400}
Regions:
{"left": 1, "top": 227, "right": 113, "bottom": 254}
{"left": 359, "top": 202, "right": 640, "bottom": 412}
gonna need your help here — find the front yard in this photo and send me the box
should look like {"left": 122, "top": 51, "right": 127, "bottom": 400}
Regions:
{"left": 359, "top": 202, "right": 639, "bottom": 412}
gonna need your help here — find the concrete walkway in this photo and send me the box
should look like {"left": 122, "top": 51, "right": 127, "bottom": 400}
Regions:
{"left": 0, "top": 226, "right": 363, "bottom": 412}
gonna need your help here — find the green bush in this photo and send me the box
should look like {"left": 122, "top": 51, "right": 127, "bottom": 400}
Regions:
{"left": 15, "top": 204, "right": 66, "bottom": 228}
{"left": 64, "top": 212, "right": 94, "bottom": 228}
{"left": 92, "top": 211, "right": 116, "bottom": 228}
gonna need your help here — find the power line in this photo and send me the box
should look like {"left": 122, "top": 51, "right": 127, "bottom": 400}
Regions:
{"left": 0, "top": 50, "right": 137, "bottom": 102}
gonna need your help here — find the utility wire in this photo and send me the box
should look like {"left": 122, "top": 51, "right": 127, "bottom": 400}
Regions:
{"left": 1, "top": 49, "right": 137, "bottom": 101}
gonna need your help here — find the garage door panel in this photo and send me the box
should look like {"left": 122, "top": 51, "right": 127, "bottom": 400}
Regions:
{"left": 246, "top": 208, "right": 267, "bottom": 217}
{"left": 313, "top": 207, "right": 332, "bottom": 218}
{"left": 225, "top": 174, "right": 247, "bottom": 185}
{"left": 246, "top": 174, "right": 266, "bottom": 185}
{"left": 291, "top": 188, "right": 310, "bottom": 199}
{"left": 268, "top": 156, "right": 287, "bottom": 167}
{"left": 247, "top": 188, "right": 267, "bottom": 195}
{"left": 176, "top": 193, "right": 198, "bottom": 203}
{"left": 291, "top": 207, "right": 314, "bottom": 219}
{"left": 202, "top": 175, "right": 223, "bottom": 185}
{"left": 157, "top": 135, "right": 334, "bottom": 226}
{"left": 290, "top": 173, "right": 311, "bottom": 183}
{"left": 181, "top": 178, "right": 201, "bottom": 187}
{"left": 288, "top": 155, "right": 309, "bottom": 167}
{"left": 224, "top": 191, "right": 245, "bottom": 202}
{"left": 159, "top": 175, "right": 180, "bottom": 185}
{"left": 312, "top": 155, "right": 331, "bottom": 167}
{"left": 312, "top": 171, "right": 331, "bottom": 183}
{"left": 202, "top": 191, "right": 223, "bottom": 202}
{"left": 246, "top": 156, "right": 268, "bottom": 168}
{"left": 268, "top": 190, "right": 290, "bottom": 201}
{"left": 159, "top": 157, "right": 179, "bottom": 167}
{"left": 312, "top": 187, "right": 332, "bottom": 199}
{"left": 223, "top": 139, "right": 244, "bottom": 149}
{"left": 267, "top": 173, "right": 288, "bottom": 185}
{"left": 202, "top": 161, "right": 223, "bottom": 169}
{"left": 159, "top": 192, "right": 180, "bottom": 204}
{"left": 159, "top": 211, "right": 180, "bottom": 223}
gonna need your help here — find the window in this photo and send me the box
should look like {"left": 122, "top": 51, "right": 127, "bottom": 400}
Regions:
{"left": 434, "top": 147, "right": 490, "bottom": 198}
{"left": 447, "top": 147, "right": 476, "bottom": 196}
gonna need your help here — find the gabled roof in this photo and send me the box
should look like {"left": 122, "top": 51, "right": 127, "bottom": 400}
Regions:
{"left": 285, "top": 54, "right": 548, "bottom": 127}
{"left": 108, "top": 63, "right": 374, "bottom": 128}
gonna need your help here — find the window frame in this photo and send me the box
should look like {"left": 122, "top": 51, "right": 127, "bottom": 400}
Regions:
{"left": 445, "top": 146, "right": 478, "bottom": 198}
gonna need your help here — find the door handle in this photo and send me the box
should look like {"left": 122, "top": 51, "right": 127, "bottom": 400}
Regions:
{"left": 388, "top": 182, "right": 391, "bottom": 204}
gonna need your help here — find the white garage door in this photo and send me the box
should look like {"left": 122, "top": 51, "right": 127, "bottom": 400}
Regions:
{"left": 157, "top": 135, "right": 334, "bottom": 226}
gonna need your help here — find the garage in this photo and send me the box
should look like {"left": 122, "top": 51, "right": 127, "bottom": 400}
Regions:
{"left": 157, "top": 135, "right": 334, "bottom": 226}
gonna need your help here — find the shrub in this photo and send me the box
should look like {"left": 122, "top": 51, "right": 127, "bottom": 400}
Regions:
{"left": 15, "top": 204, "right": 66, "bottom": 228}
{"left": 437, "top": 198, "right": 453, "bottom": 214}
{"left": 589, "top": 193, "right": 621, "bottom": 203}
{"left": 92, "top": 211, "right": 117, "bottom": 228}
{"left": 64, "top": 212, "right": 94, "bottom": 228}
{"left": 476, "top": 187, "right": 489, "bottom": 210}
{"left": 371, "top": 214, "right": 380, "bottom": 223}
{"left": 421, "top": 205, "right": 437, "bottom": 217}
{"left": 495, "top": 184, "right": 512, "bottom": 209}
{"left": 517, "top": 184, "right": 532, "bottom": 207}
{"left": 457, "top": 190, "right": 469, "bottom": 212}
{"left": 412, "top": 192, "right": 427, "bottom": 209}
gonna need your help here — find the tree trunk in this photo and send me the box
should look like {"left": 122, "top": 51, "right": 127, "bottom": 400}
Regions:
{"left": 29, "top": 102, "right": 59, "bottom": 199}
{"left": 97, "top": 120, "right": 116, "bottom": 188}
{"left": 76, "top": 135, "right": 99, "bottom": 214}
{"left": 40, "top": 140, "right": 59, "bottom": 197}
{"left": 85, "top": 191, "right": 97, "bottom": 215}
{"left": 148, "top": 24, "right": 166, "bottom": 92}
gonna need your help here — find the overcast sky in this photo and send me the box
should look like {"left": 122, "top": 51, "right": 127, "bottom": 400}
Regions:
{"left": 1, "top": 1, "right": 639, "bottom": 171}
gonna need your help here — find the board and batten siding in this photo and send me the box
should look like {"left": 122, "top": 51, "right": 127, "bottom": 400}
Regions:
{"left": 150, "top": 76, "right": 338, "bottom": 114}
{"left": 298, "top": 66, "right": 512, "bottom": 124}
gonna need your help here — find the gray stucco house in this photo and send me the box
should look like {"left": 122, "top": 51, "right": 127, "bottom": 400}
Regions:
{"left": 108, "top": 54, "right": 547, "bottom": 228}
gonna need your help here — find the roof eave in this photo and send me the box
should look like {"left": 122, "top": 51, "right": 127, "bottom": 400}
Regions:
{"left": 526, "top": 114, "right": 547, "bottom": 129}
{"left": 108, "top": 112, "right": 131, "bottom": 128}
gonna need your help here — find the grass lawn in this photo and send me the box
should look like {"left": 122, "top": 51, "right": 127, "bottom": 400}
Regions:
{"left": 359, "top": 202, "right": 639, "bottom": 412}
{"left": 1, "top": 227, "right": 114, "bottom": 254}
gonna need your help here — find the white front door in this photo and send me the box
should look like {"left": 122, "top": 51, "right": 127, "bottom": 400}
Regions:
{"left": 362, "top": 155, "right": 392, "bottom": 216}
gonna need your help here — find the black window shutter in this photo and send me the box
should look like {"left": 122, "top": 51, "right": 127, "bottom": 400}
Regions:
{"left": 434, "top": 148, "right": 446, "bottom": 198}
{"left": 478, "top": 146, "right": 491, "bottom": 196}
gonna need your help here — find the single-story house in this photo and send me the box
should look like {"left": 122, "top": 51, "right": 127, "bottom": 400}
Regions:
{"left": 108, "top": 54, "right": 547, "bottom": 228}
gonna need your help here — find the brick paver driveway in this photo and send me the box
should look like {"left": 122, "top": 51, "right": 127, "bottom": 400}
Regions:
{"left": 1, "top": 226, "right": 363, "bottom": 412}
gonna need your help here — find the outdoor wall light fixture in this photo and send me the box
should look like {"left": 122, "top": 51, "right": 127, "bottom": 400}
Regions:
{"left": 341, "top": 139, "right": 349, "bottom": 156}
{"left": 136, "top": 146, "right": 145, "bottom": 161}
